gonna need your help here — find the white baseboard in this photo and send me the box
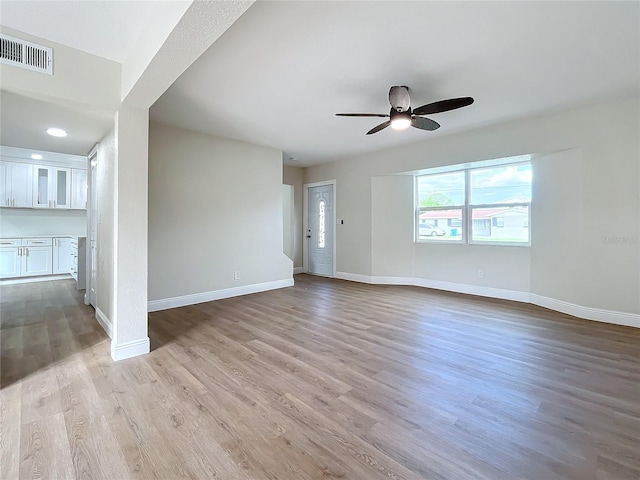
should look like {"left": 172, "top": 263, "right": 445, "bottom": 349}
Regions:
{"left": 335, "top": 272, "right": 638, "bottom": 328}
{"left": 335, "top": 272, "right": 530, "bottom": 303}
{"left": 530, "top": 294, "right": 640, "bottom": 328}
{"left": 111, "top": 337, "right": 150, "bottom": 362}
{"left": 0, "top": 274, "right": 72, "bottom": 286}
{"left": 293, "top": 267, "right": 304, "bottom": 274}
{"left": 147, "top": 278, "right": 295, "bottom": 312}
{"left": 95, "top": 307, "right": 113, "bottom": 338}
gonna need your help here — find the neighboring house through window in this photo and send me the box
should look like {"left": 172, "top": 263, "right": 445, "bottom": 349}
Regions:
{"left": 415, "top": 156, "right": 532, "bottom": 245}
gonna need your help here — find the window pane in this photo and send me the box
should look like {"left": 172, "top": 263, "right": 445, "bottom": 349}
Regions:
{"left": 417, "top": 171, "right": 465, "bottom": 207}
{"left": 318, "top": 200, "right": 325, "bottom": 248}
{"left": 471, "top": 206, "right": 529, "bottom": 243}
{"left": 470, "top": 164, "right": 531, "bottom": 205}
{"left": 418, "top": 209, "right": 464, "bottom": 241}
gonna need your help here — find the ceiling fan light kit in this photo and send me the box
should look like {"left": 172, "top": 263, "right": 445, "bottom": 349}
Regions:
{"left": 336, "top": 86, "right": 474, "bottom": 135}
{"left": 390, "top": 112, "right": 411, "bottom": 130}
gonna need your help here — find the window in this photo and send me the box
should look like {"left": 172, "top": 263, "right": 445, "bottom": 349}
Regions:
{"left": 416, "top": 160, "right": 531, "bottom": 245}
{"left": 416, "top": 171, "right": 465, "bottom": 242}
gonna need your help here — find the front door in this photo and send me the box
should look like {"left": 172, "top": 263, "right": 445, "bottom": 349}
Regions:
{"left": 308, "top": 184, "right": 333, "bottom": 276}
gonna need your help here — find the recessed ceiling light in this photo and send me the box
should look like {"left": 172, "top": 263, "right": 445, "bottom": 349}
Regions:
{"left": 46, "top": 128, "right": 67, "bottom": 137}
{"left": 31, "top": 154, "right": 43, "bottom": 160}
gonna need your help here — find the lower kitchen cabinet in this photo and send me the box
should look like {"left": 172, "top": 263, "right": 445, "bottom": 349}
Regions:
{"left": 70, "top": 237, "right": 86, "bottom": 289}
{"left": 53, "top": 237, "right": 73, "bottom": 274}
{"left": 22, "top": 245, "right": 53, "bottom": 276}
{"left": 0, "top": 236, "right": 79, "bottom": 279}
{"left": 0, "top": 240, "right": 21, "bottom": 278}
{"left": 0, "top": 241, "right": 53, "bottom": 278}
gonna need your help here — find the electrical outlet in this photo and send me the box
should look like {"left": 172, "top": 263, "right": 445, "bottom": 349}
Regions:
{"left": 477, "top": 270, "right": 484, "bottom": 279}
{"left": 233, "top": 271, "right": 240, "bottom": 281}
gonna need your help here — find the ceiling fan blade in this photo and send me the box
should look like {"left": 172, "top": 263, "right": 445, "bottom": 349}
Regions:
{"left": 413, "top": 97, "right": 474, "bottom": 116}
{"left": 366, "top": 121, "right": 391, "bottom": 135}
{"left": 412, "top": 116, "right": 440, "bottom": 131}
{"left": 336, "top": 113, "right": 389, "bottom": 117}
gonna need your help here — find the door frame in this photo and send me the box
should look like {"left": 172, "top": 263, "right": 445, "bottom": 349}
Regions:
{"left": 86, "top": 145, "right": 98, "bottom": 307}
{"left": 303, "top": 180, "right": 337, "bottom": 277}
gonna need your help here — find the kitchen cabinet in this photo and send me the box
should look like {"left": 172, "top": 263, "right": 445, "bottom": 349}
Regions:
{"left": 53, "top": 237, "right": 73, "bottom": 274}
{"left": 0, "top": 239, "right": 21, "bottom": 278}
{"left": 22, "top": 245, "right": 53, "bottom": 276}
{"left": 32, "top": 165, "right": 71, "bottom": 209}
{"left": 0, "top": 161, "right": 33, "bottom": 207}
{"left": 0, "top": 238, "right": 53, "bottom": 278}
{"left": 70, "top": 237, "right": 86, "bottom": 289}
{"left": 71, "top": 169, "right": 87, "bottom": 210}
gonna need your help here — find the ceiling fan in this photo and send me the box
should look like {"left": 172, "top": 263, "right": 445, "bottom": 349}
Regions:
{"left": 336, "top": 86, "right": 474, "bottom": 135}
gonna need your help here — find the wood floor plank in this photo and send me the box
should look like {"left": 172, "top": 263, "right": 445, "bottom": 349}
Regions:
{"left": 1, "top": 275, "right": 639, "bottom": 479}
{"left": 1, "top": 381, "right": 22, "bottom": 480}
{"left": 19, "top": 412, "right": 75, "bottom": 480}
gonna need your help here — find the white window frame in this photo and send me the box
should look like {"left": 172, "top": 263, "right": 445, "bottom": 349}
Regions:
{"left": 415, "top": 160, "right": 531, "bottom": 247}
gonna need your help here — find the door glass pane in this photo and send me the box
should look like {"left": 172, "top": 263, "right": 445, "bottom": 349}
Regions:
{"left": 37, "top": 168, "right": 48, "bottom": 205}
{"left": 318, "top": 200, "right": 325, "bottom": 248}
{"left": 57, "top": 170, "right": 67, "bottom": 206}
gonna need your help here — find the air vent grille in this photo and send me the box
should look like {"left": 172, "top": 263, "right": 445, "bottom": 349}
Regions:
{"left": 0, "top": 34, "right": 52, "bottom": 75}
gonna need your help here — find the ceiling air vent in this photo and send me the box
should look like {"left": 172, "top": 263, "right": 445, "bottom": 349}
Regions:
{"left": 0, "top": 34, "right": 52, "bottom": 75}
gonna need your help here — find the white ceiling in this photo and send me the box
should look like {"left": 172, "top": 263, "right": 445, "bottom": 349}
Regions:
{"left": 0, "top": 0, "right": 188, "bottom": 64}
{"left": 0, "top": 92, "right": 113, "bottom": 155}
{"left": 0, "top": 0, "right": 171, "bottom": 155}
{"left": 1, "top": 1, "right": 638, "bottom": 165}
{"left": 151, "top": 1, "right": 639, "bottom": 166}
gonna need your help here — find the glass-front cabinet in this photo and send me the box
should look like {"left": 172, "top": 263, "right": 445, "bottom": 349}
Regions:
{"left": 33, "top": 165, "right": 71, "bottom": 209}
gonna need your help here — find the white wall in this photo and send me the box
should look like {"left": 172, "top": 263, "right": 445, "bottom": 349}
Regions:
{"left": 0, "top": 26, "right": 121, "bottom": 114}
{"left": 283, "top": 165, "right": 304, "bottom": 270}
{"left": 121, "top": 0, "right": 193, "bottom": 101}
{"left": 122, "top": 1, "right": 253, "bottom": 106}
{"left": 282, "top": 184, "right": 294, "bottom": 261}
{"left": 148, "top": 122, "right": 292, "bottom": 303}
{"left": 305, "top": 96, "right": 640, "bottom": 317}
{"left": 0, "top": 209, "right": 86, "bottom": 237}
{"left": 96, "top": 127, "right": 116, "bottom": 323}
{"left": 111, "top": 105, "right": 150, "bottom": 359}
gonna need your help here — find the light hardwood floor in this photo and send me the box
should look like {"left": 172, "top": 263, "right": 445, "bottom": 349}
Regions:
{"left": 1, "top": 275, "right": 639, "bottom": 479}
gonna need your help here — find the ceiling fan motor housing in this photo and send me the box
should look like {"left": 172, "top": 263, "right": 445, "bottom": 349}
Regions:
{"left": 389, "top": 85, "right": 410, "bottom": 112}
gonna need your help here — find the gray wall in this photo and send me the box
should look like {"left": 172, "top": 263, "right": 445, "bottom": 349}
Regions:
{"left": 305, "top": 96, "right": 639, "bottom": 315}
{"left": 148, "top": 122, "right": 292, "bottom": 302}
{"left": 283, "top": 165, "right": 304, "bottom": 270}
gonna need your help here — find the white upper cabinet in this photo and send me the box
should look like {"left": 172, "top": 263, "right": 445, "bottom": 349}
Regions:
{"left": 33, "top": 165, "right": 71, "bottom": 209}
{"left": 71, "top": 168, "right": 88, "bottom": 210}
{"left": 0, "top": 161, "right": 33, "bottom": 207}
{"left": 0, "top": 146, "right": 87, "bottom": 210}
